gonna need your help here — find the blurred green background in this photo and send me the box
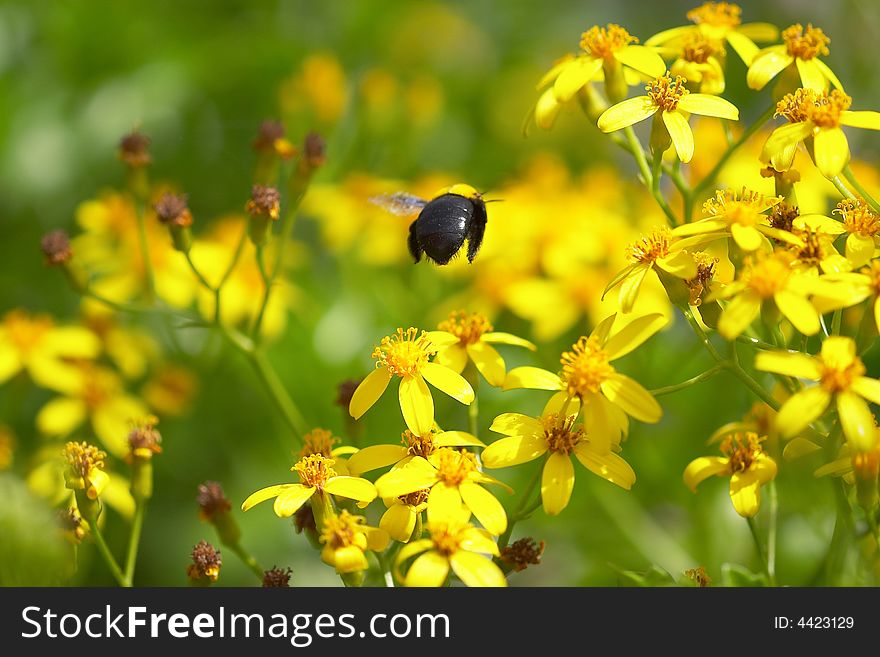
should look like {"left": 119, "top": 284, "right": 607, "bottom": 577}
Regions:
{"left": 1, "top": 0, "right": 879, "bottom": 586}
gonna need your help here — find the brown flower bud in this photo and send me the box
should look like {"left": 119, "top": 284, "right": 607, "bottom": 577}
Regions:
{"left": 118, "top": 130, "right": 151, "bottom": 168}
{"left": 197, "top": 481, "right": 232, "bottom": 521}
{"left": 252, "top": 120, "right": 286, "bottom": 152}
{"left": 128, "top": 416, "right": 162, "bottom": 461}
{"left": 187, "top": 540, "right": 221, "bottom": 584}
{"left": 302, "top": 131, "right": 326, "bottom": 169}
{"left": 335, "top": 379, "right": 361, "bottom": 409}
{"left": 154, "top": 193, "right": 193, "bottom": 228}
{"left": 500, "top": 537, "right": 545, "bottom": 572}
{"left": 246, "top": 184, "right": 282, "bottom": 220}
{"left": 262, "top": 566, "right": 293, "bottom": 588}
{"left": 41, "top": 230, "right": 73, "bottom": 266}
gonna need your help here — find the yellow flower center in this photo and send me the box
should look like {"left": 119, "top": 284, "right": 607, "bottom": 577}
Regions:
{"left": 372, "top": 327, "right": 436, "bottom": 378}
{"left": 300, "top": 428, "right": 338, "bottom": 459}
{"left": 720, "top": 432, "right": 765, "bottom": 473}
{"left": 647, "top": 74, "right": 689, "bottom": 111}
{"left": 779, "top": 89, "right": 851, "bottom": 128}
{"left": 580, "top": 24, "right": 637, "bottom": 59}
{"left": 790, "top": 227, "right": 827, "bottom": 268}
{"left": 293, "top": 454, "right": 337, "bottom": 490}
{"left": 687, "top": 2, "right": 742, "bottom": 28}
{"left": 541, "top": 414, "right": 583, "bottom": 455}
{"left": 403, "top": 430, "right": 436, "bottom": 458}
{"left": 782, "top": 23, "right": 830, "bottom": 60}
{"left": 433, "top": 448, "right": 477, "bottom": 487}
{"left": 437, "top": 310, "right": 493, "bottom": 346}
{"left": 819, "top": 352, "right": 866, "bottom": 393}
{"left": 626, "top": 227, "right": 672, "bottom": 264}
{"left": 3, "top": 310, "right": 53, "bottom": 355}
{"left": 429, "top": 523, "right": 463, "bottom": 556}
{"left": 399, "top": 489, "right": 430, "bottom": 507}
{"left": 320, "top": 510, "right": 366, "bottom": 550}
{"left": 685, "top": 252, "right": 718, "bottom": 305}
{"left": 743, "top": 254, "right": 792, "bottom": 298}
{"left": 63, "top": 441, "right": 106, "bottom": 479}
{"left": 682, "top": 33, "right": 723, "bottom": 64}
{"left": 775, "top": 89, "right": 814, "bottom": 123}
{"left": 703, "top": 188, "right": 778, "bottom": 227}
{"left": 769, "top": 202, "right": 799, "bottom": 233}
{"left": 561, "top": 336, "right": 615, "bottom": 397}
{"left": 80, "top": 367, "right": 119, "bottom": 410}
{"left": 835, "top": 198, "right": 880, "bottom": 237}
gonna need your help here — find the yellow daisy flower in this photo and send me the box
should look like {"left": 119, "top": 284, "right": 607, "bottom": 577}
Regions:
{"left": 345, "top": 428, "right": 483, "bottom": 477}
{"left": 598, "top": 73, "right": 739, "bottom": 163}
{"left": 482, "top": 395, "right": 636, "bottom": 515}
{"left": 604, "top": 227, "right": 699, "bottom": 313}
{"left": 36, "top": 364, "right": 149, "bottom": 457}
{"left": 375, "top": 447, "right": 509, "bottom": 536}
{"left": 428, "top": 311, "right": 536, "bottom": 387}
{"left": 789, "top": 202, "right": 879, "bottom": 271}
{"left": 62, "top": 441, "right": 110, "bottom": 501}
{"left": 394, "top": 505, "right": 506, "bottom": 587}
{"left": 673, "top": 188, "right": 802, "bottom": 252}
{"left": 0, "top": 310, "right": 101, "bottom": 394}
{"left": 761, "top": 89, "right": 880, "bottom": 179}
{"left": 380, "top": 489, "right": 429, "bottom": 543}
{"left": 504, "top": 313, "right": 666, "bottom": 451}
{"left": 668, "top": 32, "right": 727, "bottom": 94}
{"left": 646, "top": 2, "right": 778, "bottom": 65}
{"left": 533, "top": 24, "right": 666, "bottom": 130}
{"left": 786, "top": 217, "right": 850, "bottom": 275}
{"left": 813, "top": 436, "right": 878, "bottom": 509}
{"left": 684, "top": 432, "right": 777, "bottom": 517}
{"left": 241, "top": 454, "right": 377, "bottom": 518}
{"left": 349, "top": 327, "right": 474, "bottom": 435}
{"left": 747, "top": 23, "right": 842, "bottom": 92}
{"left": 298, "top": 427, "right": 358, "bottom": 476}
{"left": 755, "top": 337, "right": 880, "bottom": 451}
{"left": 319, "top": 510, "right": 390, "bottom": 575}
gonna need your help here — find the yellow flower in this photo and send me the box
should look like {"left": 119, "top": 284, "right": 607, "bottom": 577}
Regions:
{"left": 755, "top": 337, "right": 880, "bottom": 451}
{"left": 394, "top": 505, "right": 505, "bottom": 587}
{"left": 788, "top": 200, "right": 880, "bottom": 270}
{"left": 533, "top": 24, "right": 666, "bottom": 129}
{"left": 375, "top": 447, "right": 509, "bottom": 535}
{"left": 319, "top": 511, "right": 390, "bottom": 574}
{"left": 298, "top": 427, "right": 357, "bottom": 476}
{"left": 815, "top": 260, "right": 880, "bottom": 329}
{"left": 0, "top": 310, "right": 101, "bottom": 394}
{"left": 241, "top": 454, "right": 377, "bottom": 518}
{"left": 604, "top": 227, "right": 699, "bottom": 312}
{"left": 646, "top": 2, "right": 778, "bottom": 65}
{"left": 761, "top": 89, "right": 880, "bottom": 178}
{"left": 747, "top": 23, "right": 842, "bottom": 92}
{"left": 598, "top": 73, "right": 739, "bottom": 163}
{"left": 683, "top": 432, "right": 777, "bottom": 517}
{"left": 348, "top": 328, "right": 474, "bottom": 434}
{"left": 482, "top": 395, "right": 635, "bottom": 515}
{"left": 380, "top": 489, "right": 429, "bottom": 542}
{"left": 346, "top": 428, "right": 484, "bottom": 476}
{"left": 673, "top": 188, "right": 801, "bottom": 252}
{"left": 786, "top": 216, "right": 849, "bottom": 275}
{"left": 669, "top": 32, "right": 727, "bottom": 94}
{"left": 428, "top": 311, "right": 535, "bottom": 387}
{"left": 62, "top": 441, "right": 109, "bottom": 501}
{"left": 36, "top": 364, "right": 149, "bottom": 457}
{"left": 505, "top": 313, "right": 665, "bottom": 450}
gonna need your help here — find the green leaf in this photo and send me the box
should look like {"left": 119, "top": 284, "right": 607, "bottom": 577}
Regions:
{"left": 613, "top": 563, "right": 676, "bottom": 587}
{"left": 720, "top": 563, "right": 769, "bottom": 587}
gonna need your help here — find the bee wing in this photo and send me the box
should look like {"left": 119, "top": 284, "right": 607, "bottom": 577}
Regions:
{"left": 368, "top": 192, "right": 428, "bottom": 216}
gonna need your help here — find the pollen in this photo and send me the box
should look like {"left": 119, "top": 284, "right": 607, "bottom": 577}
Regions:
{"left": 647, "top": 74, "right": 689, "bottom": 111}
{"left": 686, "top": 2, "right": 742, "bottom": 28}
{"left": 372, "top": 327, "right": 437, "bottom": 378}
{"left": 580, "top": 24, "right": 637, "bottom": 58}
{"left": 541, "top": 414, "right": 584, "bottom": 455}
{"left": 300, "top": 427, "right": 339, "bottom": 459}
{"left": 433, "top": 448, "right": 478, "bottom": 486}
{"left": 834, "top": 199, "right": 880, "bottom": 237}
{"left": 403, "top": 429, "right": 437, "bottom": 458}
{"left": 703, "top": 188, "right": 779, "bottom": 227}
{"left": 775, "top": 88, "right": 815, "bottom": 123}
{"left": 743, "top": 253, "right": 793, "bottom": 298}
{"left": 626, "top": 227, "right": 672, "bottom": 264}
{"left": 818, "top": 344, "right": 866, "bottom": 393}
{"left": 782, "top": 23, "right": 830, "bottom": 60}
{"left": 429, "top": 522, "right": 463, "bottom": 556}
{"left": 561, "top": 336, "right": 615, "bottom": 397}
{"left": 292, "top": 454, "right": 337, "bottom": 490}
{"left": 320, "top": 510, "right": 367, "bottom": 550}
{"left": 437, "top": 310, "right": 493, "bottom": 346}
{"left": 399, "top": 488, "right": 430, "bottom": 507}
{"left": 720, "top": 432, "right": 765, "bottom": 473}
{"left": 682, "top": 33, "right": 724, "bottom": 64}
{"left": 63, "top": 441, "right": 106, "bottom": 480}
{"left": 790, "top": 227, "right": 827, "bottom": 268}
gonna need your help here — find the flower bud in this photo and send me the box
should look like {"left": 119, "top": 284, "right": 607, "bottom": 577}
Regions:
{"left": 500, "top": 537, "right": 545, "bottom": 574}
{"left": 187, "top": 540, "right": 221, "bottom": 585}
{"left": 262, "top": 566, "right": 293, "bottom": 588}
{"left": 127, "top": 417, "right": 162, "bottom": 501}
{"left": 246, "top": 184, "right": 282, "bottom": 246}
{"left": 197, "top": 480, "right": 241, "bottom": 546}
{"left": 154, "top": 193, "right": 194, "bottom": 253}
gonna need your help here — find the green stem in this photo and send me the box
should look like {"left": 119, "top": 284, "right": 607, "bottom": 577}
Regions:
{"left": 252, "top": 210, "right": 297, "bottom": 341}
{"left": 228, "top": 542, "right": 265, "bottom": 582}
{"left": 650, "top": 149, "right": 680, "bottom": 226}
{"left": 831, "top": 309, "right": 842, "bottom": 336}
{"left": 767, "top": 480, "right": 778, "bottom": 585}
{"left": 134, "top": 202, "right": 156, "bottom": 301}
{"left": 649, "top": 363, "right": 724, "bottom": 397}
{"left": 464, "top": 364, "right": 480, "bottom": 439}
{"left": 249, "top": 348, "right": 307, "bottom": 441}
{"left": 830, "top": 175, "right": 858, "bottom": 201}
{"left": 185, "top": 251, "right": 216, "bottom": 293}
{"left": 498, "top": 461, "right": 543, "bottom": 550}
{"left": 91, "top": 523, "right": 128, "bottom": 587}
{"left": 746, "top": 516, "right": 775, "bottom": 586}
{"left": 123, "top": 501, "right": 145, "bottom": 585}
{"left": 843, "top": 165, "right": 880, "bottom": 213}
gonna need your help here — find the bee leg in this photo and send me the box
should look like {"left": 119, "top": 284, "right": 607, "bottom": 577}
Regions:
{"left": 407, "top": 219, "right": 422, "bottom": 263}
{"left": 465, "top": 203, "right": 487, "bottom": 263}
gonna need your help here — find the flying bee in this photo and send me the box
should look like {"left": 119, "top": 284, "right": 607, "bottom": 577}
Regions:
{"left": 370, "top": 184, "right": 491, "bottom": 265}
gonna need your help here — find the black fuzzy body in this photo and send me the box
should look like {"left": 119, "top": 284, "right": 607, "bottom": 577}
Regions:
{"left": 407, "top": 193, "right": 487, "bottom": 265}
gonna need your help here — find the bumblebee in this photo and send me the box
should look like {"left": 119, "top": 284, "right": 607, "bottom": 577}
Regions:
{"left": 370, "top": 184, "right": 488, "bottom": 265}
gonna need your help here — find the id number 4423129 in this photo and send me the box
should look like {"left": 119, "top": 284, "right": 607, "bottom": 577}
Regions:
{"left": 774, "top": 617, "right": 854, "bottom": 629}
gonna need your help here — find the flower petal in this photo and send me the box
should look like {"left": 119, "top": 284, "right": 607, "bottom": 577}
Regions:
{"left": 434, "top": 430, "right": 485, "bottom": 448}
{"left": 582, "top": 391, "right": 626, "bottom": 453}
{"left": 597, "top": 96, "right": 658, "bottom": 133}
{"left": 814, "top": 58, "right": 843, "bottom": 91}
{"left": 324, "top": 476, "right": 377, "bottom": 503}
{"left": 481, "top": 332, "right": 537, "bottom": 350}
{"left": 774, "top": 289, "right": 820, "bottom": 336}
{"left": 724, "top": 30, "right": 759, "bottom": 65}
{"left": 466, "top": 341, "right": 506, "bottom": 387}
{"left": 718, "top": 290, "right": 761, "bottom": 339}
{"left": 747, "top": 49, "right": 793, "bottom": 90}
{"left": 677, "top": 94, "right": 739, "bottom": 120}
{"left": 618, "top": 262, "right": 651, "bottom": 313}
{"left": 449, "top": 551, "right": 507, "bottom": 588}
{"left": 837, "top": 391, "right": 876, "bottom": 452}
{"left": 662, "top": 110, "right": 695, "bottom": 162}
{"left": 433, "top": 344, "right": 468, "bottom": 374}
{"left": 574, "top": 444, "right": 636, "bottom": 489}
{"left": 405, "top": 551, "right": 450, "bottom": 587}
{"left": 427, "top": 482, "right": 463, "bottom": 525}
{"left": 851, "top": 376, "right": 880, "bottom": 405}
{"left": 421, "top": 362, "right": 474, "bottom": 404}
{"left": 459, "top": 527, "right": 499, "bottom": 555}
{"left": 796, "top": 57, "right": 826, "bottom": 92}
{"left": 813, "top": 127, "right": 850, "bottom": 179}
{"left": 600, "top": 373, "right": 662, "bottom": 423}
{"left": 845, "top": 233, "right": 875, "bottom": 269}
{"left": 503, "top": 366, "right": 562, "bottom": 391}
{"left": 553, "top": 56, "right": 603, "bottom": 101}
{"left": 776, "top": 386, "right": 832, "bottom": 438}
{"left": 754, "top": 352, "right": 821, "bottom": 380}
{"left": 489, "top": 412, "right": 543, "bottom": 437}
{"left": 241, "top": 483, "right": 295, "bottom": 511}
{"left": 36, "top": 397, "right": 88, "bottom": 436}
{"left": 683, "top": 456, "right": 729, "bottom": 491}
{"left": 840, "top": 110, "right": 880, "bottom": 130}
{"left": 346, "top": 444, "right": 408, "bottom": 476}
{"left": 614, "top": 45, "right": 666, "bottom": 78}
{"left": 730, "top": 223, "right": 764, "bottom": 251}
{"left": 459, "top": 481, "right": 507, "bottom": 535}
{"left": 657, "top": 250, "right": 698, "bottom": 278}
{"left": 541, "top": 452, "right": 575, "bottom": 516}
{"left": 375, "top": 457, "right": 438, "bottom": 499}
{"left": 603, "top": 313, "right": 667, "bottom": 361}
{"left": 381, "top": 503, "right": 417, "bottom": 542}
{"left": 399, "top": 375, "right": 434, "bottom": 435}
{"left": 273, "top": 484, "right": 316, "bottom": 517}
{"left": 729, "top": 471, "right": 761, "bottom": 517}
{"left": 349, "top": 367, "right": 392, "bottom": 419}
{"left": 534, "top": 87, "right": 562, "bottom": 130}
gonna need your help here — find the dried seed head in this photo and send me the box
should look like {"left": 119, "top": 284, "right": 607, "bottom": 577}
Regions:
{"left": 154, "top": 193, "right": 193, "bottom": 227}
{"left": 197, "top": 481, "right": 231, "bottom": 520}
{"left": 262, "top": 566, "right": 293, "bottom": 588}
{"left": 118, "top": 130, "right": 151, "bottom": 167}
{"left": 41, "top": 230, "right": 73, "bottom": 266}
{"left": 303, "top": 131, "right": 326, "bottom": 168}
{"left": 500, "top": 537, "right": 545, "bottom": 572}
{"left": 187, "top": 540, "right": 221, "bottom": 582}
